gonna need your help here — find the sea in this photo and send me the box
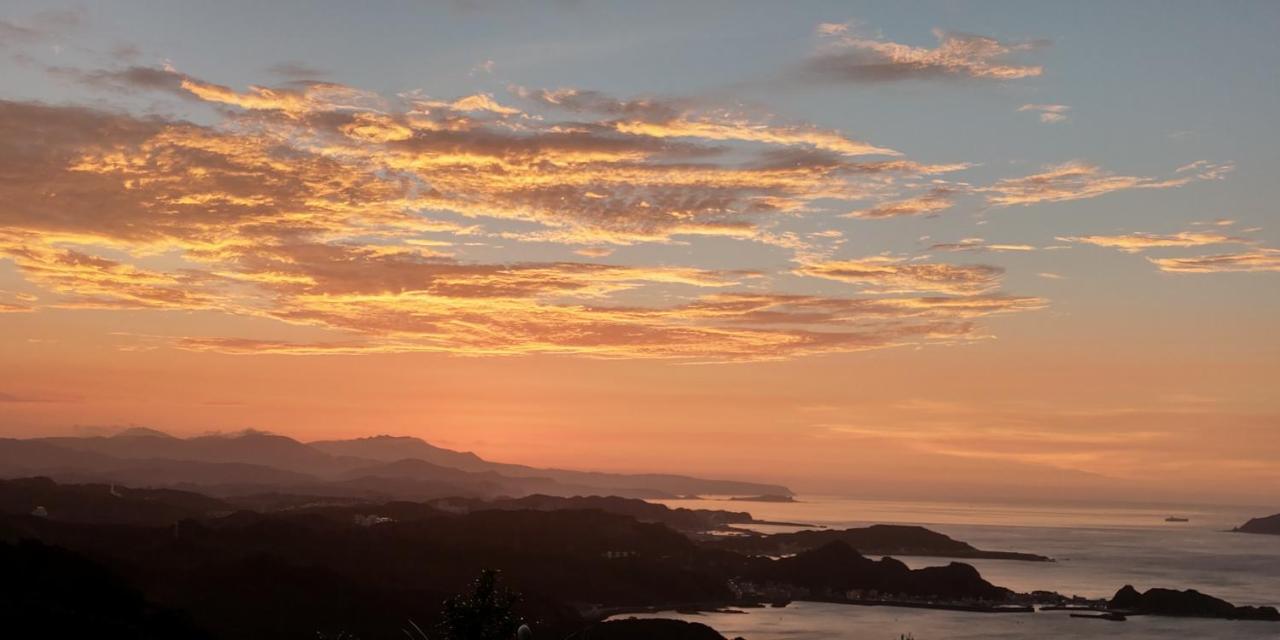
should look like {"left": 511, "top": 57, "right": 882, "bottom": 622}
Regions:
{"left": 622, "top": 496, "right": 1280, "bottom": 639}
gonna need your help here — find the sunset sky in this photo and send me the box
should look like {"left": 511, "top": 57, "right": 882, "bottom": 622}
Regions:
{"left": 2, "top": 1, "right": 1277, "bottom": 504}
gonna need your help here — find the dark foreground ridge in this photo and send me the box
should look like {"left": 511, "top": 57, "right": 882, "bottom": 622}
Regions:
{"left": 0, "top": 477, "right": 1033, "bottom": 639}
{"left": 1234, "top": 512, "right": 1280, "bottom": 535}
{"left": 1110, "top": 585, "right": 1280, "bottom": 621}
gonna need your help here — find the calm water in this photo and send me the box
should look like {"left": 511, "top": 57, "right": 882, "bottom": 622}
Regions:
{"left": 638, "top": 496, "right": 1280, "bottom": 639}
{"left": 622, "top": 601, "right": 1280, "bottom": 640}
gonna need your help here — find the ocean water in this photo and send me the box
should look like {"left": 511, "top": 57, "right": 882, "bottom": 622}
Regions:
{"left": 621, "top": 601, "right": 1280, "bottom": 640}
{"left": 637, "top": 496, "right": 1280, "bottom": 639}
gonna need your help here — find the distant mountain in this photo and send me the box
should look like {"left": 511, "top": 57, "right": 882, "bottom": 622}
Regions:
{"left": 311, "top": 435, "right": 489, "bottom": 470}
{"left": 0, "top": 438, "right": 118, "bottom": 473}
{"left": 2, "top": 429, "right": 792, "bottom": 500}
{"left": 37, "top": 431, "right": 361, "bottom": 475}
{"left": 1234, "top": 513, "right": 1280, "bottom": 535}
{"left": 312, "top": 434, "right": 792, "bottom": 497}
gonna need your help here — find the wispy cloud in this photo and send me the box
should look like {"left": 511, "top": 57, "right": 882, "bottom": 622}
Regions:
{"left": 795, "top": 256, "right": 1005, "bottom": 295}
{"left": 846, "top": 186, "right": 957, "bottom": 219}
{"left": 0, "top": 62, "right": 1043, "bottom": 361}
{"left": 804, "top": 24, "right": 1045, "bottom": 83}
{"left": 928, "top": 238, "right": 1037, "bottom": 253}
{"left": 1018, "top": 103, "right": 1070, "bottom": 124}
{"left": 1148, "top": 249, "right": 1280, "bottom": 274}
{"left": 982, "top": 161, "right": 1232, "bottom": 207}
{"left": 1061, "top": 230, "right": 1248, "bottom": 253}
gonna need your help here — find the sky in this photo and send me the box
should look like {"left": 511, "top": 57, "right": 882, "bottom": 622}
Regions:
{"left": 1, "top": 1, "right": 1278, "bottom": 504}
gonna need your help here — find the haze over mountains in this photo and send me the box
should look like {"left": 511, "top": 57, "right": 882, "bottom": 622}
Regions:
{"left": 0, "top": 428, "right": 789, "bottom": 500}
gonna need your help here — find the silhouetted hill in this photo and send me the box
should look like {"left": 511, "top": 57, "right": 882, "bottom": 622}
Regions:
{"left": 580, "top": 618, "right": 728, "bottom": 639}
{"left": 0, "top": 477, "right": 230, "bottom": 525}
{"left": 0, "top": 540, "right": 209, "bottom": 639}
{"left": 52, "top": 459, "right": 319, "bottom": 491}
{"left": 1235, "top": 513, "right": 1280, "bottom": 535}
{"left": 0, "top": 481, "right": 1027, "bottom": 639}
{"left": 754, "top": 540, "right": 1011, "bottom": 600}
{"left": 708, "top": 524, "right": 1052, "bottom": 561}
{"left": 1110, "top": 585, "right": 1280, "bottom": 620}
{"left": 435, "top": 494, "right": 759, "bottom": 531}
{"left": 340, "top": 458, "right": 513, "bottom": 490}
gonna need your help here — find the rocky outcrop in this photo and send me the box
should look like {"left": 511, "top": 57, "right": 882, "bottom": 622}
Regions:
{"left": 1235, "top": 513, "right": 1280, "bottom": 535}
{"left": 756, "top": 540, "right": 1012, "bottom": 601}
{"left": 709, "top": 523, "right": 1051, "bottom": 561}
{"left": 579, "top": 618, "right": 729, "bottom": 640}
{"left": 1110, "top": 585, "right": 1280, "bottom": 620}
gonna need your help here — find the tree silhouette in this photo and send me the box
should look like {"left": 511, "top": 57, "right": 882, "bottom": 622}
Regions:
{"left": 437, "top": 569, "right": 522, "bottom": 640}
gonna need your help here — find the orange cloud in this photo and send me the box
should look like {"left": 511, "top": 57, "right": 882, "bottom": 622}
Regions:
{"left": 521, "top": 87, "right": 896, "bottom": 156}
{"left": 982, "top": 161, "right": 1231, "bottom": 207}
{"left": 1148, "top": 249, "right": 1280, "bottom": 273}
{"left": 1061, "top": 231, "right": 1247, "bottom": 252}
{"left": 847, "top": 186, "right": 956, "bottom": 219}
{"left": 794, "top": 256, "right": 1004, "bottom": 295}
{"left": 0, "top": 65, "right": 1043, "bottom": 360}
{"left": 928, "top": 238, "right": 1037, "bottom": 253}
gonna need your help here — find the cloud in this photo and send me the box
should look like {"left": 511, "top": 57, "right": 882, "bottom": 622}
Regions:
{"left": 795, "top": 256, "right": 1005, "bottom": 295}
{"left": 521, "top": 87, "right": 897, "bottom": 156}
{"left": 1148, "top": 249, "right": 1280, "bottom": 274}
{"left": 1018, "top": 103, "right": 1070, "bottom": 124}
{"left": 846, "top": 186, "right": 956, "bottom": 219}
{"left": 982, "top": 161, "right": 1232, "bottom": 207}
{"left": 48, "top": 64, "right": 190, "bottom": 94}
{"left": 1059, "top": 227, "right": 1276, "bottom": 275}
{"left": 928, "top": 238, "right": 1037, "bottom": 253}
{"left": 1061, "top": 230, "right": 1248, "bottom": 253}
{"left": 0, "top": 65, "right": 1043, "bottom": 360}
{"left": 804, "top": 26, "right": 1045, "bottom": 83}
{"left": 0, "top": 9, "right": 84, "bottom": 47}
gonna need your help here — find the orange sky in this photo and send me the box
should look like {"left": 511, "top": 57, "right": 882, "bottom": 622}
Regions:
{"left": 2, "top": 3, "right": 1278, "bottom": 505}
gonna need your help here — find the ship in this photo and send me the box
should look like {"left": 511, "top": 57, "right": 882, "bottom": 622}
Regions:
{"left": 1165, "top": 516, "right": 1189, "bottom": 522}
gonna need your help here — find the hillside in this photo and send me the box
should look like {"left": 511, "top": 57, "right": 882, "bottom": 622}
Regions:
{"left": 1, "top": 429, "right": 791, "bottom": 501}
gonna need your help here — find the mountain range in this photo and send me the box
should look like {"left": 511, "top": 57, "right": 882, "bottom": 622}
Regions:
{"left": 0, "top": 429, "right": 789, "bottom": 500}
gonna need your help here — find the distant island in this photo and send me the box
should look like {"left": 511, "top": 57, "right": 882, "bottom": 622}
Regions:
{"left": 706, "top": 524, "right": 1053, "bottom": 562}
{"left": 1234, "top": 512, "right": 1280, "bottom": 535}
{"left": 727, "top": 494, "right": 796, "bottom": 503}
{"left": 1109, "top": 585, "right": 1280, "bottom": 621}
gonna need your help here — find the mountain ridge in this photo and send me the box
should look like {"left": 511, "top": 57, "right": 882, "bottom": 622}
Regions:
{"left": 2, "top": 429, "right": 791, "bottom": 500}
